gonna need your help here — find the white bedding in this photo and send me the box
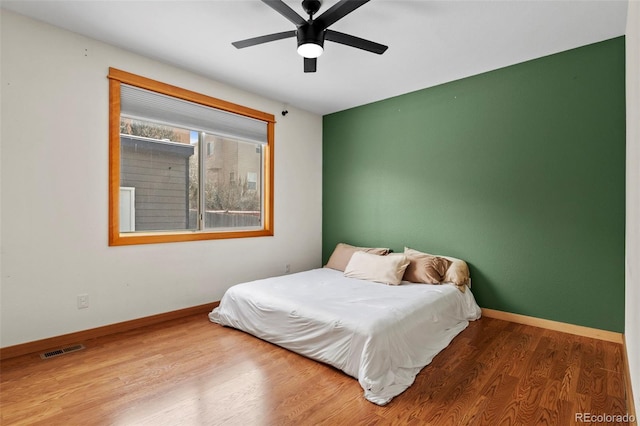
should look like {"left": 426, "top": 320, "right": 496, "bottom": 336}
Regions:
{"left": 209, "top": 268, "right": 481, "bottom": 405}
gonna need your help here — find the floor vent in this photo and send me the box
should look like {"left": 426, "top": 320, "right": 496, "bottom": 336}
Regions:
{"left": 40, "top": 344, "right": 85, "bottom": 360}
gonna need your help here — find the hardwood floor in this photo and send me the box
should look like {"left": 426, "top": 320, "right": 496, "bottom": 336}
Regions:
{"left": 0, "top": 314, "right": 632, "bottom": 425}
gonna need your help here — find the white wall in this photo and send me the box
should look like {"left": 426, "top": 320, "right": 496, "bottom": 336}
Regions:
{"left": 626, "top": 0, "right": 640, "bottom": 413}
{"left": 0, "top": 10, "right": 323, "bottom": 348}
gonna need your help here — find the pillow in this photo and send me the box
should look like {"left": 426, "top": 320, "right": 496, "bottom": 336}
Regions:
{"left": 441, "top": 255, "right": 471, "bottom": 286}
{"left": 325, "top": 243, "right": 390, "bottom": 272}
{"left": 403, "top": 247, "right": 451, "bottom": 284}
{"left": 344, "top": 252, "right": 410, "bottom": 285}
{"left": 403, "top": 247, "right": 471, "bottom": 287}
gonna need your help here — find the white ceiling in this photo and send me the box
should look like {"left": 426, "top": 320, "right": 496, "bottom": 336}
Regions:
{"left": 1, "top": 0, "right": 628, "bottom": 115}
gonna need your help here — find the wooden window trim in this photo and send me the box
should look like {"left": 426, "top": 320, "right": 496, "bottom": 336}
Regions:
{"left": 108, "top": 68, "right": 275, "bottom": 246}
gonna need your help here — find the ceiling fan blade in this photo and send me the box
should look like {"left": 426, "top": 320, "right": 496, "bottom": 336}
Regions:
{"left": 315, "top": 0, "right": 370, "bottom": 30}
{"left": 232, "top": 30, "right": 296, "bottom": 49}
{"left": 325, "top": 30, "right": 387, "bottom": 54}
{"left": 262, "top": 0, "right": 306, "bottom": 27}
{"left": 304, "top": 57, "right": 317, "bottom": 73}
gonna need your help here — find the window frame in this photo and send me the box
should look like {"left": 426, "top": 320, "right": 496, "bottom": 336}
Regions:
{"left": 108, "top": 68, "right": 275, "bottom": 246}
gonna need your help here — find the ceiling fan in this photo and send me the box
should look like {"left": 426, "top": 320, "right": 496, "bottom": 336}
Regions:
{"left": 232, "top": 0, "right": 388, "bottom": 73}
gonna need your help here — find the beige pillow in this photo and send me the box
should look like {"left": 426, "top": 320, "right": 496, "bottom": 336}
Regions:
{"left": 403, "top": 247, "right": 470, "bottom": 287}
{"left": 344, "top": 252, "right": 410, "bottom": 285}
{"left": 403, "top": 247, "right": 451, "bottom": 284}
{"left": 441, "top": 255, "right": 471, "bottom": 286}
{"left": 325, "top": 243, "right": 390, "bottom": 272}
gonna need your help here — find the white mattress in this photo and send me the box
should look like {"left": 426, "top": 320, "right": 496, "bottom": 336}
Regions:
{"left": 209, "top": 268, "right": 481, "bottom": 405}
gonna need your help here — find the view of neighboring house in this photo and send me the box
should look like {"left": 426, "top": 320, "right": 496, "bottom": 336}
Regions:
{"left": 120, "top": 133, "right": 194, "bottom": 231}
{"left": 119, "top": 122, "right": 262, "bottom": 232}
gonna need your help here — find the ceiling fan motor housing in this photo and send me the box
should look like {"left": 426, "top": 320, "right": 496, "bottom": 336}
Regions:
{"left": 297, "top": 23, "right": 325, "bottom": 50}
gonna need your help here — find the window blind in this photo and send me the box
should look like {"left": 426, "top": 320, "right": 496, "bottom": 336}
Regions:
{"left": 120, "top": 84, "right": 268, "bottom": 144}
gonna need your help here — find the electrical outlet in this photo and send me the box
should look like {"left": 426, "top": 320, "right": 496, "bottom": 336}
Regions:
{"left": 77, "top": 294, "right": 89, "bottom": 309}
{"left": 285, "top": 264, "right": 291, "bottom": 274}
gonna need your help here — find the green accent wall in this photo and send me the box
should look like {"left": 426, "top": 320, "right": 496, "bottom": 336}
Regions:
{"left": 323, "top": 37, "right": 626, "bottom": 332}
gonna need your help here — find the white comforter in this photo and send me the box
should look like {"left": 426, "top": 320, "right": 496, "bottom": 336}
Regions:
{"left": 209, "top": 268, "right": 481, "bottom": 405}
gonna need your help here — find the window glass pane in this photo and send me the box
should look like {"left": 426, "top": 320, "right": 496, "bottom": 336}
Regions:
{"left": 120, "top": 118, "right": 197, "bottom": 232}
{"left": 202, "top": 136, "right": 263, "bottom": 230}
{"left": 119, "top": 118, "right": 264, "bottom": 233}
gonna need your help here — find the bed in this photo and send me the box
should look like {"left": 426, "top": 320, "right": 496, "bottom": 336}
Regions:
{"left": 209, "top": 251, "right": 481, "bottom": 405}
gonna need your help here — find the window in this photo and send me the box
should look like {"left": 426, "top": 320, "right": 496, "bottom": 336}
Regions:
{"left": 108, "top": 68, "right": 274, "bottom": 245}
{"left": 247, "top": 172, "right": 258, "bottom": 191}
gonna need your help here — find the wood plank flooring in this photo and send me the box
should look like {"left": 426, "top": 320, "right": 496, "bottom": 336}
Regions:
{"left": 0, "top": 314, "right": 632, "bottom": 425}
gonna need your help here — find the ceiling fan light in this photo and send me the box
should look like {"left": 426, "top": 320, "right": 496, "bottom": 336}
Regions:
{"left": 297, "top": 43, "right": 323, "bottom": 58}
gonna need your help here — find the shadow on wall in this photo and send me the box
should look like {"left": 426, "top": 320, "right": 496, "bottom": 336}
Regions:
{"left": 466, "top": 263, "right": 504, "bottom": 311}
